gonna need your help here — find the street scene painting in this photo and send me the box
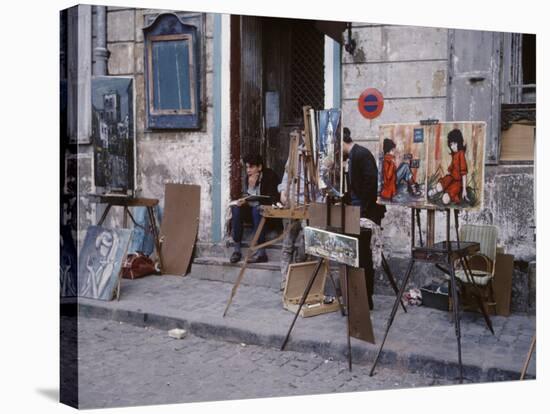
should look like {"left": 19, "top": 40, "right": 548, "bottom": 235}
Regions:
{"left": 316, "top": 109, "right": 343, "bottom": 197}
{"left": 426, "top": 122, "right": 486, "bottom": 210}
{"left": 92, "top": 76, "right": 135, "bottom": 195}
{"left": 378, "top": 123, "right": 427, "bottom": 207}
{"left": 304, "top": 226, "right": 359, "bottom": 267}
{"left": 78, "top": 226, "right": 133, "bottom": 301}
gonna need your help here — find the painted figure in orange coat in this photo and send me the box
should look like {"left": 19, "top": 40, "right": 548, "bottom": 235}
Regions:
{"left": 379, "top": 138, "right": 420, "bottom": 200}
{"left": 428, "top": 129, "right": 469, "bottom": 205}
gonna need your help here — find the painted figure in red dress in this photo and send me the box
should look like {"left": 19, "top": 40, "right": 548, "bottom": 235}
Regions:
{"left": 379, "top": 138, "right": 420, "bottom": 200}
{"left": 428, "top": 129, "right": 469, "bottom": 205}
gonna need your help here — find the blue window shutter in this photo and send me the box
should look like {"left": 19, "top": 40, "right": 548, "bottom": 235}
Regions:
{"left": 144, "top": 13, "right": 201, "bottom": 129}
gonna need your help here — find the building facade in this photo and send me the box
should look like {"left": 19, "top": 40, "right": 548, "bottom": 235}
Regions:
{"left": 61, "top": 6, "right": 535, "bottom": 312}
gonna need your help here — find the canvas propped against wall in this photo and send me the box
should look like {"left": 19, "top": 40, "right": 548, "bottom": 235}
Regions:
{"left": 78, "top": 226, "right": 133, "bottom": 301}
{"left": 92, "top": 76, "right": 136, "bottom": 195}
{"left": 377, "top": 122, "right": 486, "bottom": 211}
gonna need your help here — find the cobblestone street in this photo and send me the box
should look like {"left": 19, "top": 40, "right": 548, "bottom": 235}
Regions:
{"left": 78, "top": 316, "right": 452, "bottom": 409}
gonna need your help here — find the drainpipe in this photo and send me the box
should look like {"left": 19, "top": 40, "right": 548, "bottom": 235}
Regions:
{"left": 93, "top": 6, "right": 109, "bottom": 75}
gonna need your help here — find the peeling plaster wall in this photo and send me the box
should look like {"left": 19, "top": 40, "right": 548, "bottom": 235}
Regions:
{"left": 102, "top": 7, "right": 216, "bottom": 242}
{"left": 342, "top": 23, "right": 535, "bottom": 262}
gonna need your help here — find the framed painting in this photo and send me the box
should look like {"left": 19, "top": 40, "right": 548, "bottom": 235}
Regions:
{"left": 304, "top": 226, "right": 359, "bottom": 267}
{"left": 92, "top": 76, "right": 136, "bottom": 195}
{"left": 377, "top": 123, "right": 427, "bottom": 208}
{"left": 316, "top": 108, "right": 343, "bottom": 197}
{"left": 426, "top": 122, "right": 486, "bottom": 210}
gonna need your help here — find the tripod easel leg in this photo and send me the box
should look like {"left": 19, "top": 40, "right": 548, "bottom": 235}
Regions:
{"left": 344, "top": 265, "right": 352, "bottom": 371}
{"left": 448, "top": 258, "right": 464, "bottom": 383}
{"left": 327, "top": 270, "right": 346, "bottom": 316}
{"left": 223, "top": 216, "right": 267, "bottom": 317}
{"left": 381, "top": 253, "right": 407, "bottom": 313}
{"left": 281, "top": 258, "right": 325, "bottom": 351}
{"left": 369, "top": 258, "right": 415, "bottom": 376}
{"left": 520, "top": 334, "right": 536, "bottom": 380}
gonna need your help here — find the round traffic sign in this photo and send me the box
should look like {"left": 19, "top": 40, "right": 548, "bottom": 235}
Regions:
{"left": 358, "top": 88, "right": 384, "bottom": 119}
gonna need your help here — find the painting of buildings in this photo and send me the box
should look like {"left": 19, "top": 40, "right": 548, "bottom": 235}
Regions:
{"left": 92, "top": 76, "right": 135, "bottom": 195}
{"left": 304, "top": 226, "right": 359, "bottom": 267}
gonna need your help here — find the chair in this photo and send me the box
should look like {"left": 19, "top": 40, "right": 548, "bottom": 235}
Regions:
{"left": 444, "top": 224, "right": 499, "bottom": 333}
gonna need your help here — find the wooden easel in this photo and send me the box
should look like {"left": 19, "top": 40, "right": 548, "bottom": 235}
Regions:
{"left": 223, "top": 129, "right": 318, "bottom": 316}
{"left": 369, "top": 208, "right": 494, "bottom": 383}
{"left": 281, "top": 196, "right": 373, "bottom": 371}
{"left": 95, "top": 195, "right": 163, "bottom": 300}
{"left": 520, "top": 334, "right": 536, "bottom": 380}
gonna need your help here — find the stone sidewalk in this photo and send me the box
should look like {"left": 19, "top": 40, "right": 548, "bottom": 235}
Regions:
{"left": 75, "top": 273, "right": 536, "bottom": 383}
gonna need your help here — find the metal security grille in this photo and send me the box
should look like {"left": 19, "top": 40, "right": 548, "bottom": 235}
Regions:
{"left": 290, "top": 21, "right": 325, "bottom": 122}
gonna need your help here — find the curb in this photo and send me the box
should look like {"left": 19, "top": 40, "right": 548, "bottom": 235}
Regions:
{"left": 75, "top": 301, "right": 532, "bottom": 383}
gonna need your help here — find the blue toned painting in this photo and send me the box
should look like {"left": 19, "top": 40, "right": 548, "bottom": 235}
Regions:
{"left": 316, "top": 108, "right": 343, "bottom": 197}
{"left": 78, "top": 226, "right": 133, "bottom": 301}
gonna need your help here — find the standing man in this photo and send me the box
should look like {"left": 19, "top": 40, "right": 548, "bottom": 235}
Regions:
{"left": 342, "top": 127, "right": 386, "bottom": 309}
{"left": 230, "top": 154, "right": 280, "bottom": 264}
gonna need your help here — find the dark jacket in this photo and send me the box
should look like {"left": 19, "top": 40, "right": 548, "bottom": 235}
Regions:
{"left": 348, "top": 144, "right": 386, "bottom": 224}
{"left": 243, "top": 167, "right": 280, "bottom": 205}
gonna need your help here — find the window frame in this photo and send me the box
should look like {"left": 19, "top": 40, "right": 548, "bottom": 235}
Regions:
{"left": 143, "top": 13, "right": 201, "bottom": 130}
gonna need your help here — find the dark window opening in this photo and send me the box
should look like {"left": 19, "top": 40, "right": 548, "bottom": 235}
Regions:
{"left": 521, "top": 34, "right": 536, "bottom": 102}
{"left": 289, "top": 21, "right": 325, "bottom": 123}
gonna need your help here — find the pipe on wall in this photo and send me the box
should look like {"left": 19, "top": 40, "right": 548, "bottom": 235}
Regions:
{"left": 93, "top": 6, "right": 109, "bottom": 76}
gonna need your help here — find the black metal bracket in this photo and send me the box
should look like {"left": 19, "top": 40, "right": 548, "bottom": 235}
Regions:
{"left": 420, "top": 118, "right": 440, "bottom": 126}
{"left": 344, "top": 23, "right": 356, "bottom": 55}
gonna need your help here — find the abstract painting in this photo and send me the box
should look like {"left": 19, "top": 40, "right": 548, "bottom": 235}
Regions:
{"left": 78, "top": 226, "right": 133, "bottom": 301}
{"left": 92, "top": 76, "right": 135, "bottom": 195}
{"left": 426, "top": 122, "right": 486, "bottom": 210}
{"left": 316, "top": 108, "right": 343, "bottom": 198}
{"left": 377, "top": 123, "right": 427, "bottom": 207}
{"left": 304, "top": 226, "right": 359, "bottom": 267}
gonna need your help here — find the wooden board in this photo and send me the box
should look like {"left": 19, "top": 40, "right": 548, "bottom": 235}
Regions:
{"left": 261, "top": 205, "right": 309, "bottom": 220}
{"left": 283, "top": 261, "right": 328, "bottom": 305}
{"left": 283, "top": 300, "right": 340, "bottom": 318}
{"left": 159, "top": 184, "right": 200, "bottom": 275}
{"left": 308, "top": 203, "right": 360, "bottom": 235}
{"left": 500, "top": 124, "right": 535, "bottom": 161}
{"left": 342, "top": 266, "right": 375, "bottom": 344}
{"left": 493, "top": 253, "right": 514, "bottom": 316}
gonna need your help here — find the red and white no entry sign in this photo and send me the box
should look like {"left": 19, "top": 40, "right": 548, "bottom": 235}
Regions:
{"left": 358, "top": 88, "right": 384, "bottom": 119}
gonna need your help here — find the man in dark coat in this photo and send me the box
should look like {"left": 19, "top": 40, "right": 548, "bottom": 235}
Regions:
{"left": 230, "top": 154, "right": 280, "bottom": 263}
{"left": 342, "top": 127, "right": 386, "bottom": 309}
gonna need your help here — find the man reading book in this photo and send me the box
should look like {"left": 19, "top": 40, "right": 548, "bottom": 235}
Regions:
{"left": 230, "top": 154, "right": 280, "bottom": 263}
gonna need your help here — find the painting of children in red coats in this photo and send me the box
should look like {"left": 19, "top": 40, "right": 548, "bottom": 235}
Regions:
{"left": 426, "top": 122, "right": 485, "bottom": 210}
{"left": 377, "top": 124, "right": 426, "bottom": 207}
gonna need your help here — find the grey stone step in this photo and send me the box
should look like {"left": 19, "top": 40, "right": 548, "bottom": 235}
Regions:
{"left": 192, "top": 256, "right": 282, "bottom": 291}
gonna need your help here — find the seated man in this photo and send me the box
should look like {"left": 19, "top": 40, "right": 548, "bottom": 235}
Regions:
{"left": 230, "top": 154, "right": 280, "bottom": 264}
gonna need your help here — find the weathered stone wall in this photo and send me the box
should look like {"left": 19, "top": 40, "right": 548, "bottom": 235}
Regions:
{"left": 342, "top": 23, "right": 536, "bottom": 312}
{"left": 103, "top": 7, "right": 216, "bottom": 242}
